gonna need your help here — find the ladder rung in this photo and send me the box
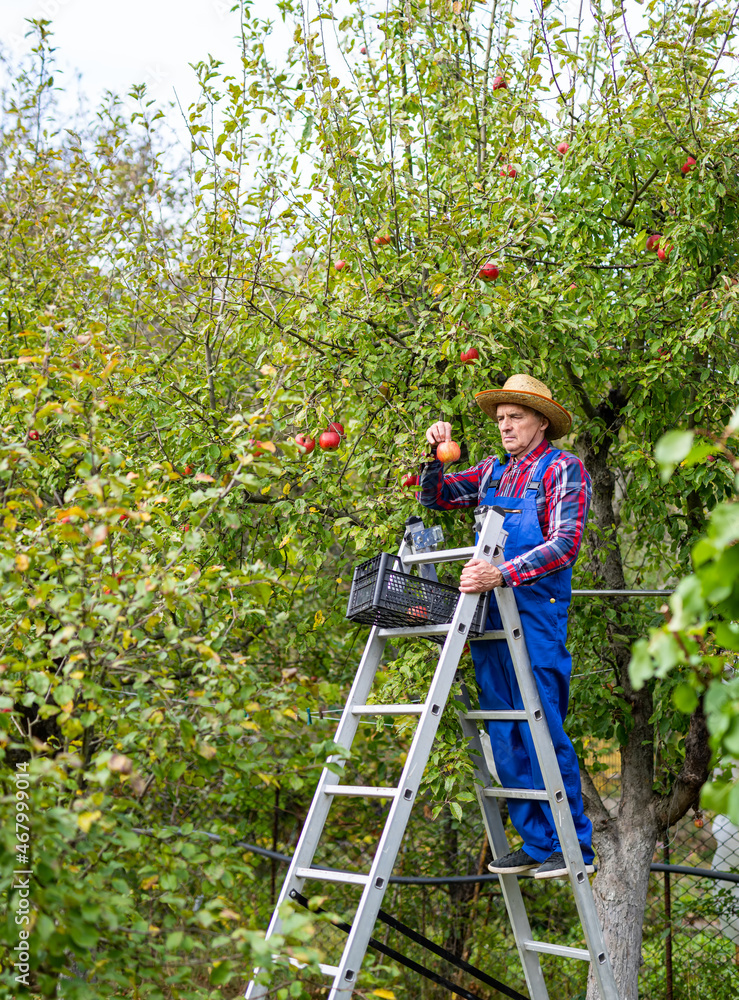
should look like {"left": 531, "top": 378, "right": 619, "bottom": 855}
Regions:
{"left": 377, "top": 624, "right": 450, "bottom": 637}
{"left": 352, "top": 704, "right": 423, "bottom": 716}
{"left": 464, "top": 710, "right": 528, "bottom": 721}
{"left": 285, "top": 956, "right": 340, "bottom": 977}
{"left": 323, "top": 784, "right": 398, "bottom": 798}
{"left": 402, "top": 547, "right": 475, "bottom": 565}
{"left": 469, "top": 630, "right": 507, "bottom": 640}
{"left": 295, "top": 867, "right": 369, "bottom": 886}
{"left": 483, "top": 786, "right": 550, "bottom": 801}
{"left": 522, "top": 940, "right": 591, "bottom": 961}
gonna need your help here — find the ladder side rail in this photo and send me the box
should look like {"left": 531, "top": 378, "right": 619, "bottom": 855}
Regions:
{"left": 325, "top": 507, "right": 508, "bottom": 997}
{"left": 246, "top": 530, "right": 418, "bottom": 998}
{"left": 491, "top": 554, "right": 621, "bottom": 1000}
{"left": 455, "top": 676, "right": 550, "bottom": 1000}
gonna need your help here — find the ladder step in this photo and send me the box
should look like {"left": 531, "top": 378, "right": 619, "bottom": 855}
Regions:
{"left": 285, "top": 956, "right": 340, "bottom": 977}
{"left": 464, "top": 710, "right": 528, "bottom": 721}
{"left": 352, "top": 704, "right": 423, "bottom": 716}
{"left": 377, "top": 624, "right": 450, "bottom": 637}
{"left": 522, "top": 940, "right": 592, "bottom": 962}
{"left": 295, "top": 867, "right": 369, "bottom": 886}
{"left": 469, "top": 630, "right": 507, "bottom": 640}
{"left": 323, "top": 784, "right": 398, "bottom": 798}
{"left": 483, "top": 786, "right": 550, "bottom": 801}
{"left": 402, "top": 546, "right": 475, "bottom": 565}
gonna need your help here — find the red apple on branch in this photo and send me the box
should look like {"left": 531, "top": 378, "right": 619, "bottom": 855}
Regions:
{"left": 334, "top": 259, "right": 348, "bottom": 272}
{"left": 373, "top": 234, "right": 392, "bottom": 246}
{"left": 479, "top": 263, "right": 499, "bottom": 281}
{"left": 360, "top": 45, "right": 367, "bottom": 54}
{"left": 328, "top": 422, "right": 344, "bottom": 436}
{"left": 436, "top": 441, "right": 461, "bottom": 463}
{"left": 492, "top": 76, "right": 507, "bottom": 91}
{"left": 646, "top": 233, "right": 662, "bottom": 253}
{"left": 319, "top": 430, "right": 341, "bottom": 450}
{"left": 295, "top": 433, "right": 315, "bottom": 454}
{"left": 556, "top": 141, "right": 570, "bottom": 156}
{"left": 460, "top": 348, "right": 479, "bottom": 364}
{"left": 28, "top": 430, "right": 40, "bottom": 441}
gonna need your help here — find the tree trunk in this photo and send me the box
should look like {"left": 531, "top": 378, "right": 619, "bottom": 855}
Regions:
{"left": 586, "top": 814, "right": 658, "bottom": 1000}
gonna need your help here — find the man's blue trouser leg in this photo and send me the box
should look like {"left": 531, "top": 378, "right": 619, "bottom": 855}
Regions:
{"left": 471, "top": 636, "right": 594, "bottom": 863}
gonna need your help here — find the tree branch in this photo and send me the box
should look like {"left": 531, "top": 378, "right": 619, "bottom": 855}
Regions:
{"left": 653, "top": 704, "right": 711, "bottom": 828}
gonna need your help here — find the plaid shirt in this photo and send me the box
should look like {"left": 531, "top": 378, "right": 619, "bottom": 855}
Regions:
{"left": 418, "top": 440, "right": 591, "bottom": 588}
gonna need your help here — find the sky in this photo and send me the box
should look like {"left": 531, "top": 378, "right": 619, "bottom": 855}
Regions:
{"left": 0, "top": 0, "right": 292, "bottom": 115}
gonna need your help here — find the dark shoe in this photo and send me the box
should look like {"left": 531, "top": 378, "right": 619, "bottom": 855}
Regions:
{"left": 534, "top": 850, "right": 595, "bottom": 880}
{"left": 487, "top": 849, "right": 538, "bottom": 874}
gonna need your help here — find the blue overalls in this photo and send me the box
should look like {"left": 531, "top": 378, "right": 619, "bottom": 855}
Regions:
{"left": 471, "top": 448, "right": 594, "bottom": 864}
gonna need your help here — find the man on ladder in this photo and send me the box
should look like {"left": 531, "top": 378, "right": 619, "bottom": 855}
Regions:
{"left": 420, "top": 373, "right": 595, "bottom": 879}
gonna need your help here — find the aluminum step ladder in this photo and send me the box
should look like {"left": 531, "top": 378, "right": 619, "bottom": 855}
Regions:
{"left": 245, "top": 505, "right": 620, "bottom": 1000}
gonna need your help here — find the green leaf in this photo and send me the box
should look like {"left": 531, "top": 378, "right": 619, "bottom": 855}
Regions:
{"left": 654, "top": 430, "right": 694, "bottom": 482}
{"left": 672, "top": 683, "right": 698, "bottom": 714}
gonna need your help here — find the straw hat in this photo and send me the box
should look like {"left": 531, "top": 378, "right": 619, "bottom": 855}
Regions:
{"left": 475, "top": 374, "right": 572, "bottom": 439}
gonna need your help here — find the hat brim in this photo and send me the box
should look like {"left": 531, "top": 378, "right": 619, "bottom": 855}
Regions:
{"left": 475, "top": 389, "right": 572, "bottom": 439}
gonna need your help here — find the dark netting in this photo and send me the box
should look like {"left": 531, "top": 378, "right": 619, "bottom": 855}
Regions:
{"left": 346, "top": 553, "right": 489, "bottom": 642}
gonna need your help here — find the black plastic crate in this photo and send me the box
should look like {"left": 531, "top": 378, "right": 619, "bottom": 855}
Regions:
{"left": 345, "top": 553, "right": 489, "bottom": 643}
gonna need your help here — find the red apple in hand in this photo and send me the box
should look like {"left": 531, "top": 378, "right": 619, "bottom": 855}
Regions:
{"left": 436, "top": 441, "right": 461, "bottom": 463}
{"left": 479, "top": 263, "right": 499, "bottom": 281}
{"left": 319, "top": 430, "right": 341, "bottom": 450}
{"left": 295, "top": 433, "right": 315, "bottom": 454}
{"left": 492, "top": 76, "right": 507, "bottom": 91}
{"left": 402, "top": 474, "right": 419, "bottom": 488}
{"left": 557, "top": 141, "right": 570, "bottom": 156}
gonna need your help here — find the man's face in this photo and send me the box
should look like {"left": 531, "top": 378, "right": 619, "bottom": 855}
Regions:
{"left": 495, "top": 403, "right": 548, "bottom": 457}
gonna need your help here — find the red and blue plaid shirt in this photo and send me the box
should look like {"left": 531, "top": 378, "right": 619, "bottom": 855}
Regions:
{"left": 418, "top": 439, "right": 591, "bottom": 588}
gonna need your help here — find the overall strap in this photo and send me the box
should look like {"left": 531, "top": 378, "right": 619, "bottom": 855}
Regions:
{"left": 480, "top": 457, "right": 507, "bottom": 497}
{"left": 525, "top": 447, "right": 562, "bottom": 494}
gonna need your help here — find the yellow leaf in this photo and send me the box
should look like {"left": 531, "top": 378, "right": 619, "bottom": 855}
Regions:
{"left": 373, "top": 991, "right": 396, "bottom": 999}
{"left": 282, "top": 483, "right": 291, "bottom": 495}
{"left": 261, "top": 485, "right": 271, "bottom": 495}
{"left": 4, "top": 514, "right": 17, "bottom": 530}
{"left": 432, "top": 283, "right": 445, "bottom": 296}
{"left": 15, "top": 554, "right": 29, "bottom": 572}
{"left": 313, "top": 610, "right": 325, "bottom": 629}
{"left": 140, "top": 875, "right": 159, "bottom": 891}
{"left": 77, "top": 810, "right": 102, "bottom": 833}
{"left": 57, "top": 506, "right": 88, "bottom": 520}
